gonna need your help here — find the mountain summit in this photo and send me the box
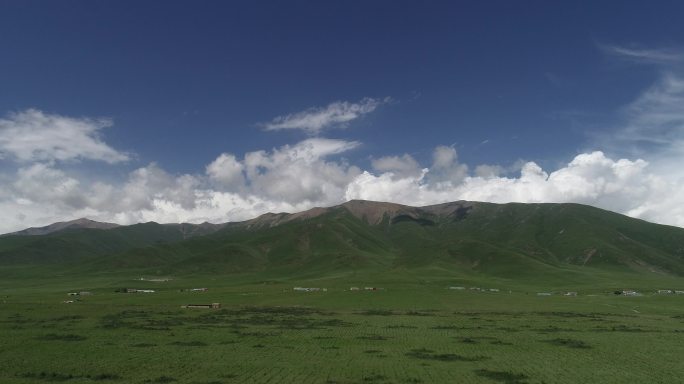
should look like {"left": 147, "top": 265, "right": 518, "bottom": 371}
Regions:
{"left": 4, "top": 218, "right": 120, "bottom": 236}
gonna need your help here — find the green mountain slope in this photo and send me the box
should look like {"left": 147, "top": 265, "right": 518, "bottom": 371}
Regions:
{"left": 2, "top": 201, "right": 684, "bottom": 283}
{"left": 0, "top": 221, "right": 224, "bottom": 265}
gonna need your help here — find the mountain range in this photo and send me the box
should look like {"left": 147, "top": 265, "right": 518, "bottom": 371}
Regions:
{"left": 2, "top": 200, "right": 684, "bottom": 284}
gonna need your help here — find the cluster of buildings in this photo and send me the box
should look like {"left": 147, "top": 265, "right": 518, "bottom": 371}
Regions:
{"left": 656, "top": 289, "right": 684, "bottom": 295}
{"left": 616, "top": 289, "right": 684, "bottom": 296}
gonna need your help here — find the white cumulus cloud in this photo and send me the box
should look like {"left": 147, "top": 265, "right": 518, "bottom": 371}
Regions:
{"left": 0, "top": 109, "right": 129, "bottom": 163}
{"left": 206, "top": 153, "right": 245, "bottom": 189}
{"left": 346, "top": 150, "right": 684, "bottom": 227}
{"left": 371, "top": 154, "right": 422, "bottom": 179}
{"left": 242, "top": 138, "right": 362, "bottom": 204}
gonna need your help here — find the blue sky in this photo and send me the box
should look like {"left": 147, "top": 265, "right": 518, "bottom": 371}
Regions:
{"left": 2, "top": 1, "right": 684, "bottom": 233}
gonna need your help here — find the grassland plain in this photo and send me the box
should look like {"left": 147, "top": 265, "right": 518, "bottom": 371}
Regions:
{"left": 2, "top": 201, "right": 684, "bottom": 383}
{"left": 1, "top": 272, "right": 683, "bottom": 384}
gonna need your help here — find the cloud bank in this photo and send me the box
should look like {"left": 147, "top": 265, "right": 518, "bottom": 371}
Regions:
{"left": 2, "top": 122, "right": 684, "bottom": 235}
{"left": 4, "top": 70, "right": 684, "bottom": 235}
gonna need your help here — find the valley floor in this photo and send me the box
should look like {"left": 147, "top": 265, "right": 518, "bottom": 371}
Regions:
{"left": 1, "top": 276, "right": 683, "bottom": 384}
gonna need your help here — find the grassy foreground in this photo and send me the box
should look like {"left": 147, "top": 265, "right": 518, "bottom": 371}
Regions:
{"left": 1, "top": 272, "right": 683, "bottom": 384}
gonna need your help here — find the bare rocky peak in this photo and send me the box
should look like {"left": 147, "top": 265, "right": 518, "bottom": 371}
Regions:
{"left": 6, "top": 218, "right": 120, "bottom": 236}
{"left": 243, "top": 200, "right": 476, "bottom": 228}
{"left": 162, "top": 222, "right": 228, "bottom": 238}
{"left": 340, "top": 200, "right": 412, "bottom": 224}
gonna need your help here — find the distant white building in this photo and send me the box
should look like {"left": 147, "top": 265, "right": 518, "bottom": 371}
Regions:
{"left": 294, "top": 287, "right": 325, "bottom": 292}
{"left": 127, "top": 288, "right": 155, "bottom": 293}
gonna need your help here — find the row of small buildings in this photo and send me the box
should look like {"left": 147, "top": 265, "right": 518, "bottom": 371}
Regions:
{"left": 293, "top": 287, "right": 385, "bottom": 292}
{"left": 181, "top": 303, "right": 221, "bottom": 309}
{"left": 449, "top": 286, "right": 500, "bottom": 292}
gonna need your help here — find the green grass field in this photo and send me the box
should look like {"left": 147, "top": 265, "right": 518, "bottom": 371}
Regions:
{"left": 1, "top": 271, "right": 683, "bottom": 384}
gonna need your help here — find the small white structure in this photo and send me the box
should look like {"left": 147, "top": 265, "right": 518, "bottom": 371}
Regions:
{"left": 537, "top": 292, "right": 552, "bottom": 296}
{"left": 294, "top": 287, "right": 325, "bottom": 292}
{"left": 564, "top": 292, "right": 578, "bottom": 296}
{"left": 182, "top": 303, "right": 221, "bottom": 309}
{"left": 488, "top": 288, "right": 500, "bottom": 292}
{"left": 140, "top": 277, "right": 171, "bottom": 282}
{"left": 190, "top": 288, "right": 208, "bottom": 292}
{"left": 448, "top": 286, "right": 465, "bottom": 290}
{"left": 469, "top": 287, "right": 481, "bottom": 291}
{"left": 657, "top": 289, "right": 674, "bottom": 294}
{"left": 675, "top": 290, "right": 684, "bottom": 295}
{"left": 622, "top": 290, "right": 641, "bottom": 296}
{"left": 349, "top": 287, "right": 360, "bottom": 291}
{"left": 67, "top": 292, "right": 79, "bottom": 296}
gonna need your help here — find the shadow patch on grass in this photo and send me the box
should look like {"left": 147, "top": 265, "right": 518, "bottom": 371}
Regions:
{"left": 169, "top": 341, "right": 208, "bottom": 347}
{"left": 386, "top": 324, "right": 418, "bottom": 329}
{"left": 36, "top": 333, "right": 86, "bottom": 342}
{"left": 17, "top": 372, "right": 121, "bottom": 382}
{"left": 362, "top": 374, "right": 389, "bottom": 382}
{"left": 405, "top": 310, "right": 434, "bottom": 317}
{"left": 144, "top": 376, "right": 176, "bottom": 383}
{"left": 356, "top": 309, "right": 395, "bottom": 316}
{"left": 431, "top": 325, "right": 459, "bottom": 330}
{"left": 543, "top": 338, "right": 591, "bottom": 349}
{"left": 406, "top": 348, "right": 488, "bottom": 362}
{"left": 357, "top": 334, "right": 390, "bottom": 341}
{"left": 474, "top": 369, "right": 529, "bottom": 384}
